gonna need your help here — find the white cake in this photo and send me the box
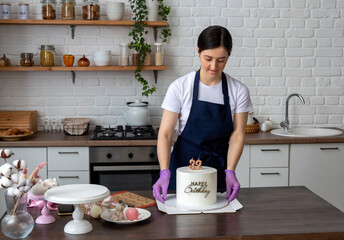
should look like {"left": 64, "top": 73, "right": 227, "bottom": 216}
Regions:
{"left": 176, "top": 166, "right": 217, "bottom": 208}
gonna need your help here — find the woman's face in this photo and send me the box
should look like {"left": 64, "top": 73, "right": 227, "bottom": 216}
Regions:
{"left": 197, "top": 46, "right": 229, "bottom": 81}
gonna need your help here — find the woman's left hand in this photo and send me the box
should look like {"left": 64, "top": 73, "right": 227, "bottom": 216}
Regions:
{"left": 225, "top": 169, "right": 240, "bottom": 203}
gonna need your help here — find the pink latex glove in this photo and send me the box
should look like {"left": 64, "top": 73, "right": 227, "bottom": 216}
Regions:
{"left": 225, "top": 169, "right": 240, "bottom": 203}
{"left": 152, "top": 169, "right": 171, "bottom": 203}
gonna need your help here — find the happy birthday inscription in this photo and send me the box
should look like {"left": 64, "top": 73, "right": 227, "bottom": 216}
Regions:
{"left": 184, "top": 181, "right": 211, "bottom": 198}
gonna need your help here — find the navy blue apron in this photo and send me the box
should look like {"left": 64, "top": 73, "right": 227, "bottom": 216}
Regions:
{"left": 169, "top": 70, "right": 234, "bottom": 190}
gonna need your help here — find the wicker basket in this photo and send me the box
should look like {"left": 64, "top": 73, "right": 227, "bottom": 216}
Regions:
{"left": 245, "top": 117, "right": 259, "bottom": 134}
{"left": 62, "top": 118, "right": 90, "bottom": 136}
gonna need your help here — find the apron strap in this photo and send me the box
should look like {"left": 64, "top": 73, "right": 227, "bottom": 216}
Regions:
{"left": 193, "top": 70, "right": 230, "bottom": 107}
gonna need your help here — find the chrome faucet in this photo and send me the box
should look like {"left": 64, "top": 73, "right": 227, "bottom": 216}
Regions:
{"left": 280, "top": 93, "right": 305, "bottom": 130}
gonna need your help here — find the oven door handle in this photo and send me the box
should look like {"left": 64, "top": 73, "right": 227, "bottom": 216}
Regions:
{"left": 93, "top": 165, "right": 161, "bottom": 171}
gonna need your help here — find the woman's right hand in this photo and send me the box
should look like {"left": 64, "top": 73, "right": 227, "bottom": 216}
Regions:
{"left": 152, "top": 169, "right": 171, "bottom": 203}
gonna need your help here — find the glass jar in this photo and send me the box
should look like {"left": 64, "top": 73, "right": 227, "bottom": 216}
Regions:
{"left": 44, "top": 118, "right": 50, "bottom": 132}
{"left": 120, "top": 43, "right": 129, "bottom": 67}
{"left": 19, "top": 3, "right": 29, "bottom": 19}
{"left": 82, "top": 0, "right": 100, "bottom": 20}
{"left": 154, "top": 43, "right": 163, "bottom": 66}
{"left": 132, "top": 50, "right": 139, "bottom": 66}
{"left": 132, "top": 51, "right": 151, "bottom": 66}
{"left": 0, "top": 3, "right": 11, "bottom": 19}
{"left": 143, "top": 51, "right": 151, "bottom": 66}
{"left": 41, "top": 0, "right": 56, "bottom": 20}
{"left": 20, "top": 53, "right": 34, "bottom": 66}
{"left": 61, "top": 0, "right": 75, "bottom": 20}
{"left": 40, "top": 45, "right": 55, "bottom": 67}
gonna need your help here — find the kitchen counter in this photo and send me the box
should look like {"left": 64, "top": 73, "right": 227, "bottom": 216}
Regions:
{"left": 1, "top": 129, "right": 344, "bottom": 147}
{"left": 1, "top": 186, "right": 343, "bottom": 240}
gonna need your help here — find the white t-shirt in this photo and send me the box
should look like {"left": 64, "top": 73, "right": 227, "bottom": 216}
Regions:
{"left": 162, "top": 71, "right": 254, "bottom": 135}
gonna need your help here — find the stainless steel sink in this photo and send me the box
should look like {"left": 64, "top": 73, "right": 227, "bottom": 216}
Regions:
{"left": 270, "top": 128, "right": 343, "bottom": 137}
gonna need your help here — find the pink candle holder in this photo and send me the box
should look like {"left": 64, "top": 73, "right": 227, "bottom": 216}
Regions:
{"left": 28, "top": 192, "right": 55, "bottom": 224}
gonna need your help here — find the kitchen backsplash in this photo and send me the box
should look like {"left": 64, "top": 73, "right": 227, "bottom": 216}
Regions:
{"left": 0, "top": 0, "right": 343, "bottom": 130}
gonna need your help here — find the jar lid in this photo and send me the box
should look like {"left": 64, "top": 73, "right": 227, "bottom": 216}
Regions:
{"left": 120, "top": 43, "right": 128, "bottom": 47}
{"left": 127, "top": 100, "right": 148, "bottom": 107}
{"left": 62, "top": 0, "right": 75, "bottom": 3}
{"left": 20, "top": 53, "right": 33, "bottom": 58}
{"left": 154, "top": 43, "right": 163, "bottom": 46}
{"left": 41, "top": 0, "right": 56, "bottom": 3}
{"left": 19, "top": 3, "right": 29, "bottom": 6}
{"left": 40, "top": 45, "right": 55, "bottom": 50}
{"left": 83, "top": 0, "right": 98, "bottom": 3}
{"left": 0, "top": 3, "right": 11, "bottom": 5}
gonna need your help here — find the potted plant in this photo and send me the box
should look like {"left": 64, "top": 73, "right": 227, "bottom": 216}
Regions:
{"left": 128, "top": 0, "right": 171, "bottom": 97}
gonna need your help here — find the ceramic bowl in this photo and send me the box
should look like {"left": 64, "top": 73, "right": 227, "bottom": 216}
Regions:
{"left": 106, "top": 11, "right": 124, "bottom": 20}
{"left": 106, "top": 2, "right": 124, "bottom": 10}
{"left": 94, "top": 50, "right": 111, "bottom": 56}
{"left": 94, "top": 55, "right": 111, "bottom": 66}
{"left": 94, "top": 59, "right": 111, "bottom": 66}
{"left": 94, "top": 55, "right": 111, "bottom": 61}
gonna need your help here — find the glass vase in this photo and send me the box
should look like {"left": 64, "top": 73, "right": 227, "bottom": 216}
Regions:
{"left": 1, "top": 191, "right": 34, "bottom": 239}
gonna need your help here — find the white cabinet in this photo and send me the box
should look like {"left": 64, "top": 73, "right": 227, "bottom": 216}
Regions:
{"left": 235, "top": 145, "right": 250, "bottom": 188}
{"left": 0, "top": 147, "right": 47, "bottom": 215}
{"left": 250, "top": 167, "right": 289, "bottom": 187}
{"left": 290, "top": 143, "right": 344, "bottom": 212}
{"left": 10, "top": 147, "right": 47, "bottom": 179}
{"left": 47, "top": 147, "right": 89, "bottom": 185}
{"left": 250, "top": 144, "right": 289, "bottom": 187}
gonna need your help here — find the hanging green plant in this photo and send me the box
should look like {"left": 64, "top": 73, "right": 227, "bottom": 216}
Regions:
{"left": 128, "top": 0, "right": 171, "bottom": 97}
{"left": 157, "top": 0, "right": 171, "bottom": 42}
{"left": 128, "top": 0, "right": 155, "bottom": 97}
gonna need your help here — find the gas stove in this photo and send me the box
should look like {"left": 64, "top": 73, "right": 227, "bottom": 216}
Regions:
{"left": 91, "top": 125, "right": 157, "bottom": 140}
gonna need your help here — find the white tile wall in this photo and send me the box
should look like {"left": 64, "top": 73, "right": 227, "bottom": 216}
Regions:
{"left": 0, "top": 0, "right": 343, "bottom": 130}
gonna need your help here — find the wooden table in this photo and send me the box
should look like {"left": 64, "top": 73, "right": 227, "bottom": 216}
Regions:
{"left": 1, "top": 186, "right": 344, "bottom": 240}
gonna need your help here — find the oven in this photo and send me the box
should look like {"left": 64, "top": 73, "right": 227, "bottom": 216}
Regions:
{"left": 89, "top": 125, "right": 160, "bottom": 191}
{"left": 90, "top": 146, "right": 160, "bottom": 191}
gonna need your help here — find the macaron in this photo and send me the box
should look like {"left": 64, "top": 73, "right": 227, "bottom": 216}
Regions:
{"left": 125, "top": 208, "right": 139, "bottom": 221}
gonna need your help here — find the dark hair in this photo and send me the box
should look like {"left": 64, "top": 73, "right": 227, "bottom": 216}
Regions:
{"left": 197, "top": 25, "right": 233, "bottom": 56}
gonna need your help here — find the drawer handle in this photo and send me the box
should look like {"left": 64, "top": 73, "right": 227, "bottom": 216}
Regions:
{"left": 320, "top": 147, "right": 339, "bottom": 150}
{"left": 260, "top": 149, "right": 280, "bottom": 152}
{"left": 58, "top": 176, "right": 79, "bottom": 179}
{"left": 260, "top": 172, "right": 280, "bottom": 175}
{"left": 58, "top": 151, "right": 79, "bottom": 154}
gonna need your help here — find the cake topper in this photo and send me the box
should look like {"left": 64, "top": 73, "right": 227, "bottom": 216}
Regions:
{"left": 189, "top": 159, "right": 203, "bottom": 170}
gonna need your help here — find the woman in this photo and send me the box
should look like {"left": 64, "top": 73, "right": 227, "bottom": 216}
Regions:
{"left": 153, "top": 25, "right": 253, "bottom": 204}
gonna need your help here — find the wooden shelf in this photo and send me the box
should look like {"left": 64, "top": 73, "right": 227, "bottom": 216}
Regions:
{"left": 0, "top": 65, "right": 168, "bottom": 72}
{"left": 0, "top": 19, "right": 168, "bottom": 27}
{"left": 0, "top": 19, "right": 168, "bottom": 83}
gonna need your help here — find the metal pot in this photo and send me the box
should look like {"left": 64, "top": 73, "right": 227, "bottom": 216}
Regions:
{"left": 121, "top": 100, "right": 150, "bottom": 126}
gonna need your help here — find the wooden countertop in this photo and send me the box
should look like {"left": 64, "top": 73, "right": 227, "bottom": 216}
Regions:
{"left": 1, "top": 186, "right": 343, "bottom": 240}
{"left": 1, "top": 130, "right": 344, "bottom": 147}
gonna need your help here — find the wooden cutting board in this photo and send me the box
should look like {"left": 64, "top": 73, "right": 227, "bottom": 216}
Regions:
{"left": 0, "top": 111, "right": 37, "bottom": 132}
{"left": 80, "top": 191, "right": 156, "bottom": 216}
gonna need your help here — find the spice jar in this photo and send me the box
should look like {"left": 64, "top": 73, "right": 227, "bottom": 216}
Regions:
{"left": 41, "top": 0, "right": 56, "bottom": 20}
{"left": 20, "top": 53, "right": 34, "bottom": 66}
{"left": 18, "top": 4, "right": 29, "bottom": 19}
{"left": 40, "top": 45, "right": 55, "bottom": 67}
{"left": 132, "top": 51, "right": 151, "bottom": 66}
{"left": 132, "top": 51, "right": 139, "bottom": 66}
{"left": 120, "top": 43, "right": 129, "bottom": 67}
{"left": 143, "top": 52, "right": 151, "bottom": 66}
{"left": 61, "top": 0, "right": 75, "bottom": 20}
{"left": 82, "top": 0, "right": 100, "bottom": 20}
{"left": 1, "top": 3, "right": 11, "bottom": 19}
{"left": 154, "top": 43, "right": 163, "bottom": 66}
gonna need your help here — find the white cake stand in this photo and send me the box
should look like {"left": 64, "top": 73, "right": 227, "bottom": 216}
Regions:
{"left": 44, "top": 184, "right": 110, "bottom": 235}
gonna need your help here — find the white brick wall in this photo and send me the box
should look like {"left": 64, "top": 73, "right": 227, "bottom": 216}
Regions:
{"left": 0, "top": 0, "right": 343, "bottom": 130}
